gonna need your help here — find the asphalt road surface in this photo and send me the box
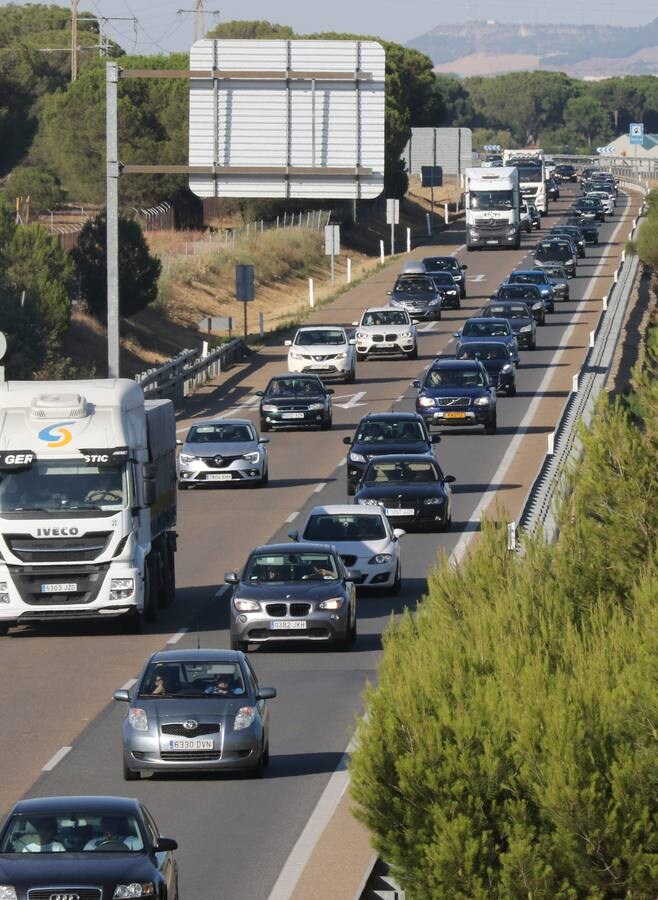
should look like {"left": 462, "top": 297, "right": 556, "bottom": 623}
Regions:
{"left": 0, "top": 186, "right": 639, "bottom": 897}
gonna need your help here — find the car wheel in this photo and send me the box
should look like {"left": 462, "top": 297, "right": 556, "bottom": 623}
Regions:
{"left": 0, "top": 623, "right": 10, "bottom": 637}
{"left": 123, "top": 761, "right": 140, "bottom": 781}
{"left": 347, "top": 479, "right": 355, "bottom": 497}
{"left": 230, "top": 635, "right": 249, "bottom": 653}
{"left": 345, "top": 367, "right": 355, "bottom": 384}
{"left": 484, "top": 415, "right": 497, "bottom": 436}
{"left": 507, "top": 385, "right": 517, "bottom": 397}
{"left": 321, "top": 416, "right": 332, "bottom": 431}
{"left": 177, "top": 481, "right": 190, "bottom": 490}
{"left": 258, "top": 467, "right": 269, "bottom": 487}
{"left": 356, "top": 351, "right": 368, "bottom": 362}
{"left": 406, "top": 346, "right": 418, "bottom": 360}
{"left": 530, "top": 339, "right": 537, "bottom": 350}
{"left": 260, "top": 419, "right": 270, "bottom": 433}
{"left": 392, "top": 563, "right": 402, "bottom": 595}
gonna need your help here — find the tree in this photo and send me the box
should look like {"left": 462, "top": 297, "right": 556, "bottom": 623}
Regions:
{"left": 72, "top": 210, "right": 161, "bottom": 321}
{"left": 3, "top": 165, "right": 63, "bottom": 211}
{"left": 206, "top": 19, "right": 294, "bottom": 39}
{"left": 563, "top": 95, "right": 612, "bottom": 147}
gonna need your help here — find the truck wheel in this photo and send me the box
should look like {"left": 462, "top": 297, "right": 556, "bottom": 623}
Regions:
{"left": 159, "top": 544, "right": 175, "bottom": 608}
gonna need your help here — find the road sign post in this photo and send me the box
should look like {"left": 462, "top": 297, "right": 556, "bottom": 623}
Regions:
{"left": 236, "top": 264, "right": 255, "bottom": 338}
{"left": 325, "top": 225, "right": 340, "bottom": 282}
{"left": 386, "top": 198, "right": 399, "bottom": 256}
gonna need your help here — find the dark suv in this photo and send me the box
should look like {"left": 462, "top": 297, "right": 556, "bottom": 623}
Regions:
{"left": 414, "top": 359, "right": 497, "bottom": 434}
{"left": 388, "top": 274, "right": 443, "bottom": 321}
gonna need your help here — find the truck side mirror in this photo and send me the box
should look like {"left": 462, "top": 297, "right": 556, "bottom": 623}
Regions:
{"left": 143, "top": 478, "right": 157, "bottom": 507}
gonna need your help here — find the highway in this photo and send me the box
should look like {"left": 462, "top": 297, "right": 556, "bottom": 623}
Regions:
{"left": 0, "top": 186, "right": 640, "bottom": 897}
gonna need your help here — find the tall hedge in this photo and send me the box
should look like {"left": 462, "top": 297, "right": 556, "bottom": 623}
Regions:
{"left": 350, "top": 362, "right": 658, "bottom": 897}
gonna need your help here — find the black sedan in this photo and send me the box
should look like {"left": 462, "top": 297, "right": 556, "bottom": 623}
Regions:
{"left": 456, "top": 341, "right": 516, "bottom": 396}
{"left": 257, "top": 375, "right": 333, "bottom": 431}
{"left": 481, "top": 301, "right": 537, "bottom": 350}
{"left": 534, "top": 241, "right": 577, "bottom": 278}
{"left": 355, "top": 454, "right": 455, "bottom": 532}
{"left": 414, "top": 358, "right": 498, "bottom": 434}
{"left": 387, "top": 274, "right": 443, "bottom": 321}
{"left": 0, "top": 795, "right": 178, "bottom": 898}
{"left": 571, "top": 197, "right": 605, "bottom": 223}
{"left": 493, "top": 283, "right": 546, "bottom": 324}
{"left": 343, "top": 412, "right": 439, "bottom": 496}
{"left": 428, "top": 271, "right": 461, "bottom": 309}
{"left": 566, "top": 216, "right": 599, "bottom": 245}
{"left": 422, "top": 256, "right": 467, "bottom": 298}
{"left": 550, "top": 224, "right": 586, "bottom": 257}
{"left": 226, "top": 543, "right": 357, "bottom": 650}
{"left": 555, "top": 164, "right": 577, "bottom": 182}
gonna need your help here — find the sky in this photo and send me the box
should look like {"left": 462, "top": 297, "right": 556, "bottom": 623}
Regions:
{"left": 17, "top": 0, "right": 658, "bottom": 55}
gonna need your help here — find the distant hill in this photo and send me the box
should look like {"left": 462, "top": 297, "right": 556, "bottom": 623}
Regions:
{"left": 408, "top": 19, "right": 658, "bottom": 78}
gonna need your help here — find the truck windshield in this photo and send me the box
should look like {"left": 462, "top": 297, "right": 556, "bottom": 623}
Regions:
{"left": 515, "top": 167, "right": 543, "bottom": 183}
{"left": 470, "top": 190, "right": 514, "bottom": 210}
{"left": 0, "top": 461, "right": 127, "bottom": 514}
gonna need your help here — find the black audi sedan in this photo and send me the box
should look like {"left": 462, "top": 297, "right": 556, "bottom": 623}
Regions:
{"left": 414, "top": 358, "right": 498, "bottom": 434}
{"left": 428, "top": 271, "right": 461, "bottom": 309}
{"left": 0, "top": 795, "right": 179, "bottom": 899}
{"left": 566, "top": 216, "right": 599, "bottom": 245}
{"left": 257, "top": 375, "right": 333, "bottom": 432}
{"left": 355, "top": 454, "right": 455, "bottom": 532}
{"left": 456, "top": 341, "right": 517, "bottom": 396}
{"left": 343, "top": 412, "right": 440, "bottom": 496}
{"left": 422, "top": 256, "right": 467, "bottom": 298}
{"left": 493, "top": 283, "right": 546, "bottom": 324}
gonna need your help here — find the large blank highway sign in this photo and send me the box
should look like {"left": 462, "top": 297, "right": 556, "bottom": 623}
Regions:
{"left": 189, "top": 39, "right": 385, "bottom": 200}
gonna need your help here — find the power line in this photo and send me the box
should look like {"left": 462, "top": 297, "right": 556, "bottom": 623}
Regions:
{"left": 177, "top": 3, "right": 220, "bottom": 44}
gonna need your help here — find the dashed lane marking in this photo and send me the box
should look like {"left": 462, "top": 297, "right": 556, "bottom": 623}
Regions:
{"left": 43, "top": 746, "right": 72, "bottom": 772}
{"left": 166, "top": 627, "right": 189, "bottom": 645}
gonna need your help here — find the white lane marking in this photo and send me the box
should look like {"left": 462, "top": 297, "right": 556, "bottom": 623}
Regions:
{"left": 334, "top": 391, "right": 367, "bottom": 410}
{"left": 313, "top": 482, "right": 327, "bottom": 493}
{"left": 121, "top": 678, "right": 137, "bottom": 691}
{"left": 176, "top": 396, "right": 260, "bottom": 432}
{"left": 43, "top": 746, "right": 72, "bottom": 772}
{"left": 166, "top": 627, "right": 189, "bottom": 645}
{"left": 285, "top": 512, "right": 299, "bottom": 523}
{"left": 420, "top": 321, "right": 438, "bottom": 333}
{"left": 336, "top": 457, "right": 347, "bottom": 467}
{"left": 396, "top": 395, "right": 405, "bottom": 403}
{"left": 468, "top": 274, "right": 487, "bottom": 283}
{"left": 267, "top": 737, "right": 355, "bottom": 900}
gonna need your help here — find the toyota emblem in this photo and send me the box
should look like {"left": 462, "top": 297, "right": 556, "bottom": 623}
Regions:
{"left": 183, "top": 720, "right": 198, "bottom": 731}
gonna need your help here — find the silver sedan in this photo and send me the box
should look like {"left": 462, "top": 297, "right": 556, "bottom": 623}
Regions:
{"left": 114, "top": 648, "right": 276, "bottom": 778}
{"left": 177, "top": 418, "right": 269, "bottom": 488}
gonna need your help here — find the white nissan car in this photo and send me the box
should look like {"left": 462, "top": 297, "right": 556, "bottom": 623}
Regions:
{"left": 286, "top": 326, "right": 356, "bottom": 383}
{"left": 352, "top": 307, "right": 417, "bottom": 360}
{"left": 290, "top": 504, "right": 403, "bottom": 591}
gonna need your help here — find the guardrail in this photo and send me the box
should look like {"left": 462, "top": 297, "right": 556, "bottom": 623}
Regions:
{"left": 135, "top": 339, "right": 249, "bottom": 402}
{"left": 519, "top": 185, "right": 648, "bottom": 541}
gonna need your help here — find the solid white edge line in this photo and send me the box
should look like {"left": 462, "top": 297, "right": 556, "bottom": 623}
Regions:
{"left": 285, "top": 512, "right": 299, "bottom": 523}
{"left": 313, "top": 482, "right": 327, "bottom": 493}
{"left": 120, "top": 678, "right": 137, "bottom": 691}
{"left": 42, "top": 746, "right": 72, "bottom": 772}
{"left": 166, "top": 627, "right": 189, "bottom": 645}
{"left": 265, "top": 199, "right": 634, "bottom": 900}
{"left": 337, "top": 457, "right": 347, "bottom": 468}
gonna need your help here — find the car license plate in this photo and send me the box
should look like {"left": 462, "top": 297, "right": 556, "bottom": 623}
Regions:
{"left": 445, "top": 412, "right": 467, "bottom": 419}
{"left": 385, "top": 508, "right": 414, "bottom": 516}
{"left": 486, "top": 240, "right": 499, "bottom": 244}
{"left": 40, "top": 583, "right": 77, "bottom": 593}
{"left": 167, "top": 738, "right": 214, "bottom": 750}
{"left": 206, "top": 473, "right": 233, "bottom": 481}
{"left": 282, "top": 412, "right": 305, "bottom": 419}
{"left": 270, "top": 620, "right": 307, "bottom": 629}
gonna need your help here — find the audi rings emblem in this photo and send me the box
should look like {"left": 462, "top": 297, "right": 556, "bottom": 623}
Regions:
{"left": 50, "top": 894, "right": 80, "bottom": 900}
{"left": 183, "top": 720, "right": 198, "bottom": 731}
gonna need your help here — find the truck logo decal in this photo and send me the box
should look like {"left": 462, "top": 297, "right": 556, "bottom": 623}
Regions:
{"left": 36, "top": 527, "right": 80, "bottom": 536}
{"left": 38, "top": 422, "right": 75, "bottom": 447}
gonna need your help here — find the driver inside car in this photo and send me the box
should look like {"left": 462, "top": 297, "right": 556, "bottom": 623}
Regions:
{"left": 84, "top": 816, "right": 141, "bottom": 851}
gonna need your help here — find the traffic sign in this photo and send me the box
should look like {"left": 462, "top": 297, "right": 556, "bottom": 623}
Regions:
{"left": 236, "top": 264, "right": 255, "bottom": 302}
{"left": 629, "top": 123, "right": 644, "bottom": 145}
{"left": 386, "top": 199, "right": 400, "bottom": 225}
{"left": 324, "top": 225, "right": 340, "bottom": 256}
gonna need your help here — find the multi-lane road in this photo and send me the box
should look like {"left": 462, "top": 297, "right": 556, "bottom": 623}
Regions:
{"left": 0, "top": 186, "right": 640, "bottom": 897}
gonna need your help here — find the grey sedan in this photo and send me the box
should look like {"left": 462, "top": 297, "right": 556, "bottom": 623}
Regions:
{"left": 226, "top": 542, "right": 358, "bottom": 651}
{"left": 114, "top": 648, "right": 276, "bottom": 778}
{"left": 177, "top": 418, "right": 269, "bottom": 488}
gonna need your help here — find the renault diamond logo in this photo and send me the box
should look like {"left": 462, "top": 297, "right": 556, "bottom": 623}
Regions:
{"left": 183, "top": 720, "right": 198, "bottom": 730}
{"left": 49, "top": 894, "right": 80, "bottom": 900}
{"left": 213, "top": 455, "right": 223, "bottom": 465}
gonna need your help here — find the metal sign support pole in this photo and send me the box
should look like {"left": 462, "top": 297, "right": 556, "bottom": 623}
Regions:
{"left": 331, "top": 251, "right": 335, "bottom": 283}
{"left": 106, "top": 61, "right": 120, "bottom": 378}
{"left": 390, "top": 221, "right": 395, "bottom": 257}
{"left": 243, "top": 301, "right": 248, "bottom": 339}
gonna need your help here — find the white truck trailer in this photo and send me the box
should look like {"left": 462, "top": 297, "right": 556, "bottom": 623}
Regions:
{"left": 0, "top": 379, "right": 177, "bottom": 634}
{"left": 503, "top": 149, "right": 548, "bottom": 215}
{"left": 464, "top": 166, "right": 521, "bottom": 250}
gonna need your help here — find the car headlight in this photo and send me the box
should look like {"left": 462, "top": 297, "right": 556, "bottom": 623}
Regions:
{"left": 243, "top": 451, "right": 260, "bottom": 463}
{"left": 0, "top": 890, "right": 17, "bottom": 900}
{"left": 428, "top": 297, "right": 440, "bottom": 305}
{"left": 418, "top": 396, "right": 435, "bottom": 408}
{"left": 128, "top": 708, "right": 149, "bottom": 731}
{"left": 335, "top": 351, "right": 348, "bottom": 359}
{"left": 234, "top": 706, "right": 256, "bottom": 731}
{"left": 262, "top": 404, "right": 278, "bottom": 413}
{"left": 399, "top": 331, "right": 412, "bottom": 339}
{"left": 234, "top": 598, "right": 261, "bottom": 612}
{"left": 0, "top": 581, "right": 9, "bottom": 604}
{"left": 423, "top": 497, "right": 443, "bottom": 505}
{"left": 349, "top": 451, "right": 366, "bottom": 463}
{"left": 368, "top": 553, "right": 392, "bottom": 564}
{"left": 308, "top": 403, "right": 324, "bottom": 411}
{"left": 356, "top": 331, "right": 368, "bottom": 340}
{"left": 507, "top": 226, "right": 517, "bottom": 236}
{"left": 110, "top": 577, "right": 134, "bottom": 601}
{"left": 359, "top": 498, "right": 384, "bottom": 507}
{"left": 290, "top": 351, "right": 308, "bottom": 360}
{"left": 473, "top": 396, "right": 490, "bottom": 406}
{"left": 178, "top": 453, "right": 196, "bottom": 464}
{"left": 113, "top": 885, "right": 155, "bottom": 899}
{"left": 319, "top": 597, "right": 344, "bottom": 609}
{"left": 520, "top": 324, "right": 532, "bottom": 332}
{"left": 502, "top": 364, "right": 514, "bottom": 374}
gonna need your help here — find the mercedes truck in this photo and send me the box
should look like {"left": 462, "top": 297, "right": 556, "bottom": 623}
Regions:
{"left": 503, "top": 149, "right": 548, "bottom": 215}
{"left": 0, "top": 379, "right": 177, "bottom": 634}
{"left": 465, "top": 166, "right": 521, "bottom": 250}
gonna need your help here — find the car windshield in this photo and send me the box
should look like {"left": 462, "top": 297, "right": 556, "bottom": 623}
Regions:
{"left": 303, "top": 513, "right": 387, "bottom": 541}
{"left": 0, "top": 460, "right": 127, "bottom": 513}
{"left": 431, "top": 273, "right": 456, "bottom": 286}
{"left": 139, "top": 660, "right": 246, "bottom": 698}
{"left": 545, "top": 267, "right": 567, "bottom": 278}
{"left": 537, "top": 245, "right": 570, "bottom": 261}
{"left": 394, "top": 276, "right": 435, "bottom": 293}
{"left": 470, "top": 190, "right": 514, "bottom": 210}
{"left": 423, "top": 257, "right": 458, "bottom": 272}
{"left": 361, "top": 310, "right": 408, "bottom": 326}
{"left": 485, "top": 303, "right": 531, "bottom": 319}
{"left": 354, "top": 419, "right": 426, "bottom": 443}
{"left": 510, "top": 273, "right": 545, "bottom": 285}
{"left": 245, "top": 551, "right": 339, "bottom": 583}
{"left": 266, "top": 378, "right": 323, "bottom": 398}
{"left": 187, "top": 423, "right": 253, "bottom": 443}
{"left": 294, "top": 329, "right": 345, "bottom": 346}
{"left": 365, "top": 460, "right": 439, "bottom": 484}
{"left": 0, "top": 812, "right": 145, "bottom": 853}
{"left": 457, "top": 343, "right": 508, "bottom": 361}
{"left": 425, "top": 368, "right": 487, "bottom": 388}
{"left": 462, "top": 321, "right": 510, "bottom": 337}
{"left": 498, "top": 286, "right": 539, "bottom": 300}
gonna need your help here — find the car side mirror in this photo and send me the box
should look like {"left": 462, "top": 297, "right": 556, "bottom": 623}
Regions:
{"left": 255, "top": 390, "right": 264, "bottom": 397}
{"left": 176, "top": 439, "right": 183, "bottom": 446}
{"left": 154, "top": 837, "right": 178, "bottom": 853}
{"left": 452, "top": 332, "right": 461, "bottom": 338}
{"left": 346, "top": 568, "right": 362, "bottom": 582}
{"left": 351, "top": 321, "right": 358, "bottom": 326}
{"left": 288, "top": 530, "right": 299, "bottom": 542}
{"left": 113, "top": 689, "right": 130, "bottom": 702}
{"left": 393, "top": 528, "right": 406, "bottom": 539}
{"left": 343, "top": 436, "right": 352, "bottom": 445}
{"left": 431, "top": 434, "right": 441, "bottom": 444}
{"left": 224, "top": 571, "right": 239, "bottom": 584}
{"left": 284, "top": 340, "right": 292, "bottom": 347}
{"left": 412, "top": 379, "right": 421, "bottom": 389}
{"left": 326, "top": 388, "right": 334, "bottom": 395}
{"left": 386, "top": 290, "right": 392, "bottom": 295}
{"left": 444, "top": 475, "right": 456, "bottom": 484}
{"left": 461, "top": 265, "right": 468, "bottom": 270}
{"left": 257, "top": 687, "right": 277, "bottom": 701}
{"left": 259, "top": 437, "right": 270, "bottom": 444}
{"left": 349, "top": 338, "right": 356, "bottom": 345}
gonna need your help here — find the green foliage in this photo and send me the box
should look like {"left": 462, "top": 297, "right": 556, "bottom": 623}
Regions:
{"left": 563, "top": 95, "right": 611, "bottom": 145}
{"left": 72, "top": 210, "right": 161, "bottom": 321}
{"left": 636, "top": 190, "right": 658, "bottom": 271}
{"left": 3, "top": 165, "right": 63, "bottom": 210}
{"left": 206, "top": 19, "right": 295, "bottom": 39}
{"left": 351, "top": 373, "right": 658, "bottom": 896}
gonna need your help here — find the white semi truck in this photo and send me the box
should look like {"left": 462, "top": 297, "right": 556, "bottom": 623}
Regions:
{"left": 0, "top": 379, "right": 177, "bottom": 634}
{"left": 503, "top": 149, "right": 548, "bottom": 215}
{"left": 464, "top": 166, "right": 521, "bottom": 250}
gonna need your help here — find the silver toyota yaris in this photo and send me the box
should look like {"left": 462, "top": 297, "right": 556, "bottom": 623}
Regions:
{"left": 177, "top": 418, "right": 269, "bottom": 488}
{"left": 114, "top": 648, "right": 276, "bottom": 778}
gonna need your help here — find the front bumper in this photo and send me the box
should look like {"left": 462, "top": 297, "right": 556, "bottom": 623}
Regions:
{"left": 262, "top": 409, "right": 329, "bottom": 428}
{"left": 419, "top": 407, "right": 494, "bottom": 428}
{"left": 231, "top": 608, "right": 349, "bottom": 644}
{"left": 356, "top": 336, "right": 415, "bottom": 356}
{"left": 288, "top": 357, "right": 350, "bottom": 379}
{"left": 123, "top": 723, "right": 262, "bottom": 772}
{"left": 360, "top": 502, "right": 447, "bottom": 531}
{"left": 178, "top": 457, "right": 264, "bottom": 485}
{"left": 515, "top": 330, "right": 535, "bottom": 348}
{"left": 336, "top": 552, "right": 397, "bottom": 587}
{"left": 391, "top": 302, "right": 441, "bottom": 321}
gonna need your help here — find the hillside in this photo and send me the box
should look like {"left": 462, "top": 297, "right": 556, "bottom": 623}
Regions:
{"left": 409, "top": 18, "right": 658, "bottom": 77}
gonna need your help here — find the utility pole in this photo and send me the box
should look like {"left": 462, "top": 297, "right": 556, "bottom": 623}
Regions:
{"left": 106, "top": 61, "right": 120, "bottom": 379}
{"left": 71, "top": 0, "right": 79, "bottom": 82}
{"left": 177, "top": 4, "right": 220, "bottom": 43}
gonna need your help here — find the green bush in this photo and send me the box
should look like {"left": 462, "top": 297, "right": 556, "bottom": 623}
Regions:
{"left": 3, "top": 165, "right": 63, "bottom": 211}
{"left": 637, "top": 190, "right": 658, "bottom": 271}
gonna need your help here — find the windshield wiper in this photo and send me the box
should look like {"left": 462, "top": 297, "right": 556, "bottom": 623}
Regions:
{"left": 61, "top": 504, "right": 104, "bottom": 511}
{"left": 13, "top": 506, "right": 50, "bottom": 512}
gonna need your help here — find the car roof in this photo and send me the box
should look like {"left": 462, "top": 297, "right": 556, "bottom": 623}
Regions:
{"left": 307, "top": 504, "right": 387, "bottom": 517}
{"left": 250, "top": 542, "right": 338, "bottom": 555}
{"left": 463, "top": 317, "right": 510, "bottom": 327}
{"left": 430, "top": 358, "right": 483, "bottom": 369}
{"left": 422, "top": 255, "right": 458, "bottom": 262}
{"left": 510, "top": 269, "right": 548, "bottom": 276}
{"left": 10, "top": 796, "right": 141, "bottom": 817}
{"left": 148, "top": 648, "right": 242, "bottom": 665}
{"left": 187, "top": 418, "right": 253, "bottom": 428}
{"left": 362, "top": 306, "right": 406, "bottom": 314}
{"left": 357, "top": 412, "right": 423, "bottom": 423}
{"left": 364, "top": 453, "right": 437, "bottom": 464}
